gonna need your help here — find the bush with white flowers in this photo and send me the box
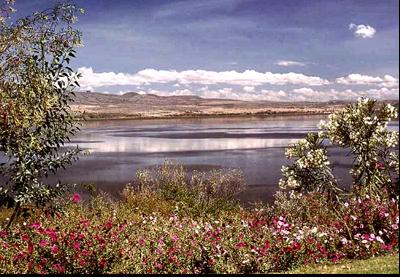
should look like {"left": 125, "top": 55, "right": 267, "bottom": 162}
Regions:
{"left": 280, "top": 98, "right": 399, "bottom": 201}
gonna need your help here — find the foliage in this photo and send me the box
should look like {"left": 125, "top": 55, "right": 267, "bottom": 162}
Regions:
{"left": 320, "top": 98, "right": 399, "bottom": 197}
{"left": 279, "top": 98, "right": 399, "bottom": 200}
{"left": 279, "top": 133, "right": 343, "bottom": 202}
{"left": 0, "top": 1, "right": 84, "bottom": 225}
{"left": 126, "top": 161, "right": 246, "bottom": 216}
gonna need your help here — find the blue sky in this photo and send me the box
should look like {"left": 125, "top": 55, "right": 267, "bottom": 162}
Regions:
{"left": 13, "top": 0, "right": 399, "bottom": 101}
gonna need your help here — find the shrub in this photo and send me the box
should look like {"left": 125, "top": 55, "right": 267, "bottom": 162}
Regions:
{"left": 279, "top": 98, "right": 399, "bottom": 201}
{"left": 126, "top": 161, "right": 246, "bottom": 216}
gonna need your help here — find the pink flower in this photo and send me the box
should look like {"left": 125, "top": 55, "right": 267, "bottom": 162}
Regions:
{"left": 73, "top": 241, "right": 80, "bottom": 250}
{"left": 99, "top": 258, "right": 107, "bottom": 269}
{"left": 105, "top": 220, "right": 113, "bottom": 230}
{"left": 172, "top": 234, "right": 179, "bottom": 242}
{"left": 39, "top": 240, "right": 47, "bottom": 247}
{"left": 21, "top": 234, "right": 29, "bottom": 242}
{"left": 53, "top": 263, "right": 65, "bottom": 273}
{"left": 51, "top": 245, "right": 59, "bottom": 254}
{"left": 80, "top": 219, "right": 89, "bottom": 229}
{"left": 72, "top": 193, "right": 81, "bottom": 203}
{"left": 235, "top": 242, "right": 246, "bottom": 248}
{"left": 44, "top": 229, "right": 57, "bottom": 241}
{"left": 31, "top": 222, "right": 41, "bottom": 229}
{"left": 375, "top": 162, "right": 385, "bottom": 170}
{"left": 139, "top": 237, "right": 145, "bottom": 246}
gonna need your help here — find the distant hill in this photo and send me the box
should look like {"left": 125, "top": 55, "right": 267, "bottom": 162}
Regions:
{"left": 71, "top": 91, "right": 399, "bottom": 120}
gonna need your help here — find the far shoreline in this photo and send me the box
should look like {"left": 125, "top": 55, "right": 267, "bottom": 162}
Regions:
{"left": 77, "top": 110, "right": 334, "bottom": 122}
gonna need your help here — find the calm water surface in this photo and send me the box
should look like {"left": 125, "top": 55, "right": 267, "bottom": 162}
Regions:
{"left": 42, "top": 116, "right": 399, "bottom": 203}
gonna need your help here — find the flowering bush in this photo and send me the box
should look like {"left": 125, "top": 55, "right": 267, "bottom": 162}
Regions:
{"left": 279, "top": 133, "right": 343, "bottom": 202}
{"left": 280, "top": 98, "right": 399, "bottom": 200}
{"left": 320, "top": 98, "right": 399, "bottom": 197}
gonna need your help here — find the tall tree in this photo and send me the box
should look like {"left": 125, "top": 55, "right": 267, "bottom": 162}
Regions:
{"left": 0, "top": 0, "right": 84, "bottom": 227}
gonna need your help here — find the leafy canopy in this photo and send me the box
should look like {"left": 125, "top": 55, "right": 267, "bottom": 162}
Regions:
{"left": 0, "top": 0, "right": 84, "bottom": 219}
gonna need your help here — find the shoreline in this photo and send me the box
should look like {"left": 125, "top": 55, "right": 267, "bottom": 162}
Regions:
{"left": 77, "top": 110, "right": 334, "bottom": 122}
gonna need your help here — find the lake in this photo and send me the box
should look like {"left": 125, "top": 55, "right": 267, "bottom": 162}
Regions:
{"left": 42, "top": 115, "right": 395, "bottom": 203}
{"left": 1, "top": 115, "right": 397, "bottom": 204}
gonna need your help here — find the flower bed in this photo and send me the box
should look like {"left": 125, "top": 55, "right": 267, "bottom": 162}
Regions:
{"left": 0, "top": 192, "right": 398, "bottom": 274}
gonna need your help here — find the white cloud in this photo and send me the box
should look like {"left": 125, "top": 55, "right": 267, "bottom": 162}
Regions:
{"left": 135, "top": 86, "right": 398, "bottom": 102}
{"left": 78, "top": 67, "right": 330, "bottom": 90}
{"left": 336, "top": 74, "right": 399, "bottom": 88}
{"left": 139, "top": 89, "right": 195, "bottom": 97}
{"left": 243, "top": 86, "right": 255, "bottom": 92}
{"left": 349, "top": 23, "right": 376, "bottom": 38}
{"left": 293, "top": 87, "right": 316, "bottom": 97}
{"left": 276, "top": 60, "right": 306, "bottom": 67}
{"left": 292, "top": 87, "right": 398, "bottom": 101}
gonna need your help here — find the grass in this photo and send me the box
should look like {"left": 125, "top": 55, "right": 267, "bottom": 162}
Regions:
{"left": 287, "top": 254, "right": 400, "bottom": 275}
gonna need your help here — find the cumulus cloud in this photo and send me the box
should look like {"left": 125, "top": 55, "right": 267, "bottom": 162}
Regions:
{"left": 243, "top": 86, "right": 255, "bottom": 92}
{"left": 138, "top": 89, "right": 195, "bottom": 97}
{"left": 78, "top": 67, "right": 330, "bottom": 90}
{"left": 276, "top": 60, "right": 306, "bottom": 67}
{"left": 336, "top": 74, "right": 399, "bottom": 88}
{"left": 292, "top": 87, "right": 398, "bottom": 102}
{"left": 136, "top": 86, "right": 398, "bottom": 102}
{"left": 349, "top": 23, "right": 376, "bottom": 38}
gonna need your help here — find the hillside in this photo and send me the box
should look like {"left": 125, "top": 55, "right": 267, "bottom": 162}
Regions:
{"left": 71, "top": 91, "right": 398, "bottom": 119}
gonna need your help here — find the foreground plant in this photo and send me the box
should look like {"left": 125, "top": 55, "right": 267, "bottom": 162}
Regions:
{"left": 0, "top": 191, "right": 398, "bottom": 274}
{"left": 0, "top": 1, "right": 84, "bottom": 226}
{"left": 280, "top": 98, "right": 399, "bottom": 201}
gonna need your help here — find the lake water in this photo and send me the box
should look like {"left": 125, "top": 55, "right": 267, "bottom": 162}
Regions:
{"left": 44, "top": 115, "right": 396, "bottom": 203}
{"left": 1, "top": 115, "right": 398, "bottom": 204}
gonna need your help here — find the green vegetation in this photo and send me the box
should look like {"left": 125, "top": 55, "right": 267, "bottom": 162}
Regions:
{"left": 0, "top": 0, "right": 84, "bottom": 227}
{"left": 287, "top": 254, "right": 399, "bottom": 274}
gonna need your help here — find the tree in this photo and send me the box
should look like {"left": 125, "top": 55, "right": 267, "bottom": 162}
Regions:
{"left": 0, "top": 0, "right": 84, "bottom": 227}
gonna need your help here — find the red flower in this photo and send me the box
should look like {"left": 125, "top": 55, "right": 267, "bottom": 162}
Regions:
{"left": 73, "top": 241, "right": 81, "bottom": 250}
{"left": 72, "top": 193, "right": 81, "bottom": 203}
{"left": 27, "top": 242, "right": 34, "bottom": 254}
{"left": 51, "top": 245, "right": 59, "bottom": 254}
{"left": 21, "top": 234, "right": 29, "bottom": 242}
{"left": 39, "top": 240, "right": 47, "bottom": 247}
{"left": 99, "top": 258, "right": 107, "bottom": 269}
{"left": 44, "top": 229, "right": 57, "bottom": 241}
{"left": 53, "top": 263, "right": 65, "bottom": 274}
{"left": 105, "top": 220, "right": 113, "bottom": 230}
{"left": 235, "top": 242, "right": 247, "bottom": 248}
